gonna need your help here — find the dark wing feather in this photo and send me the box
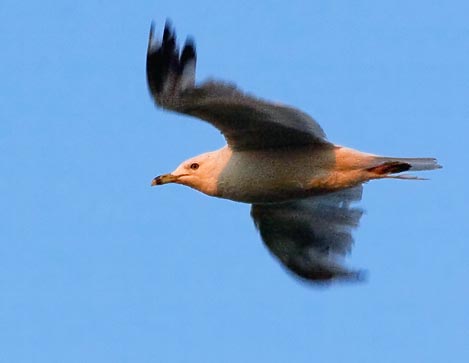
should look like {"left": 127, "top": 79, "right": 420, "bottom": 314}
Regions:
{"left": 146, "top": 22, "right": 329, "bottom": 150}
{"left": 251, "top": 186, "right": 365, "bottom": 283}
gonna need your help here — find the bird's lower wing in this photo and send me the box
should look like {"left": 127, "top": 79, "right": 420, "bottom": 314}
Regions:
{"left": 251, "top": 186, "right": 365, "bottom": 283}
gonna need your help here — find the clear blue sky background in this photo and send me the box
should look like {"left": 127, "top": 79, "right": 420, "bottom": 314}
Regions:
{"left": 1, "top": 1, "right": 468, "bottom": 362}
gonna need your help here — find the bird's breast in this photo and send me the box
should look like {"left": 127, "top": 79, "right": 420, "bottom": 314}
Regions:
{"left": 215, "top": 146, "right": 337, "bottom": 203}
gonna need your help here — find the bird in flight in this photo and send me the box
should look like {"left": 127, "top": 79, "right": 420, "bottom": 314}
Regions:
{"left": 146, "top": 21, "right": 441, "bottom": 284}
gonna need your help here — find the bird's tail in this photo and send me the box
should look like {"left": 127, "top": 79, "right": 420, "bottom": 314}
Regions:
{"left": 367, "top": 156, "right": 442, "bottom": 180}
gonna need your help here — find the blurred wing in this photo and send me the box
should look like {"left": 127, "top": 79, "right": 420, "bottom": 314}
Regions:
{"left": 251, "top": 186, "right": 365, "bottom": 283}
{"left": 146, "top": 22, "right": 329, "bottom": 150}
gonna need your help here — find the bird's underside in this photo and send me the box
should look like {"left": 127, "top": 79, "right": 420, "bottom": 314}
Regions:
{"left": 146, "top": 21, "right": 441, "bottom": 284}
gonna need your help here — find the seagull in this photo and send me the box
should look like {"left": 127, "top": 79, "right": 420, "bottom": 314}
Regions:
{"left": 146, "top": 21, "right": 441, "bottom": 284}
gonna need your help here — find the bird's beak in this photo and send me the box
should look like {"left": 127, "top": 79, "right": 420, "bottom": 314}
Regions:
{"left": 151, "top": 173, "right": 179, "bottom": 186}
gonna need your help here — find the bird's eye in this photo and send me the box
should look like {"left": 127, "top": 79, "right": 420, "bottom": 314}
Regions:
{"left": 190, "top": 163, "right": 199, "bottom": 170}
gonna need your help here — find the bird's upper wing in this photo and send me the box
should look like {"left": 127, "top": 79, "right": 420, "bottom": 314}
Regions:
{"left": 251, "top": 186, "right": 365, "bottom": 283}
{"left": 146, "top": 22, "right": 329, "bottom": 150}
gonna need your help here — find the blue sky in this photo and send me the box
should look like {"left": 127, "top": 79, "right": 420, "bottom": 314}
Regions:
{"left": 1, "top": 1, "right": 468, "bottom": 362}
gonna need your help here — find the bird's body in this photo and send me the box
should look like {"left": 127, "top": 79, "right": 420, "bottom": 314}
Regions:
{"left": 146, "top": 22, "right": 441, "bottom": 284}
{"left": 200, "top": 145, "right": 371, "bottom": 203}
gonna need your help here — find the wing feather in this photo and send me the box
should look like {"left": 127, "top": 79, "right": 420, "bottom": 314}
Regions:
{"left": 251, "top": 186, "right": 365, "bottom": 283}
{"left": 146, "top": 22, "right": 329, "bottom": 150}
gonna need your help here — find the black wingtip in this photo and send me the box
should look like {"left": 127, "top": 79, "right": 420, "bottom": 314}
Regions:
{"left": 163, "top": 19, "right": 174, "bottom": 42}
{"left": 184, "top": 36, "right": 196, "bottom": 47}
{"left": 146, "top": 20, "right": 197, "bottom": 99}
{"left": 164, "top": 18, "right": 173, "bottom": 30}
{"left": 180, "top": 38, "right": 197, "bottom": 68}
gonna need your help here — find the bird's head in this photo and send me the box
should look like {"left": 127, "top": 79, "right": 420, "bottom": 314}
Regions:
{"left": 151, "top": 148, "right": 230, "bottom": 196}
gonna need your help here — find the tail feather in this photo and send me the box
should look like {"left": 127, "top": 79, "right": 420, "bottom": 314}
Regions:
{"left": 372, "top": 157, "right": 442, "bottom": 172}
{"left": 365, "top": 156, "right": 441, "bottom": 181}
